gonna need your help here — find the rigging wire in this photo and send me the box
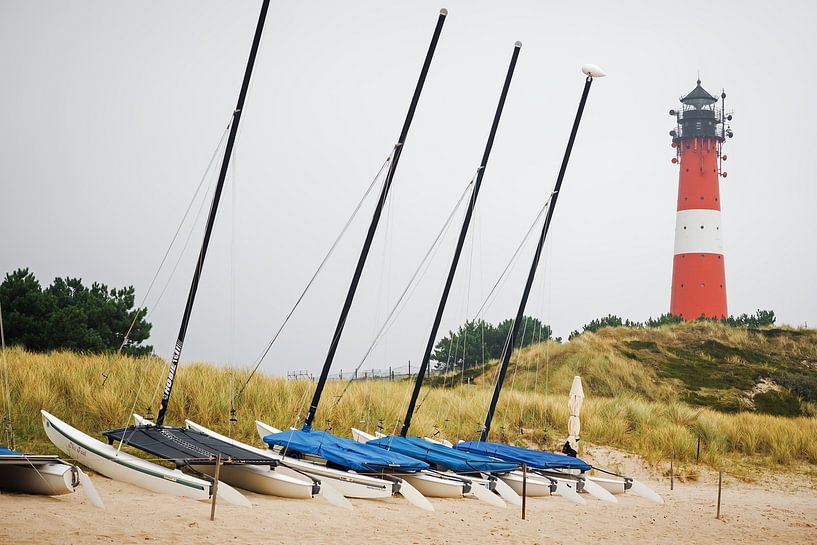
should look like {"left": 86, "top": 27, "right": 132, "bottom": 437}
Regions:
{"left": 1, "top": 302, "right": 14, "bottom": 450}
{"left": 111, "top": 119, "right": 233, "bottom": 364}
{"left": 364, "top": 177, "right": 477, "bottom": 438}
{"left": 232, "top": 152, "right": 395, "bottom": 405}
{"left": 470, "top": 191, "right": 554, "bottom": 323}
{"left": 545, "top": 243, "right": 552, "bottom": 397}
{"left": 371, "top": 167, "right": 395, "bottom": 433}
{"left": 101, "top": 119, "right": 230, "bottom": 441}
{"left": 325, "top": 173, "right": 478, "bottom": 416}
{"left": 229, "top": 134, "right": 238, "bottom": 435}
{"left": 476, "top": 195, "right": 557, "bottom": 439}
{"left": 144, "top": 176, "right": 219, "bottom": 412}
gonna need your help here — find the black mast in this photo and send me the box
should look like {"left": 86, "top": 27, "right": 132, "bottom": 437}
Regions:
{"left": 399, "top": 42, "right": 522, "bottom": 437}
{"left": 480, "top": 73, "right": 598, "bottom": 441}
{"left": 302, "top": 9, "right": 448, "bottom": 429}
{"left": 156, "top": 0, "right": 270, "bottom": 426}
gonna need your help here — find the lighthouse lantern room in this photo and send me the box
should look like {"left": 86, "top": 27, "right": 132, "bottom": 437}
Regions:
{"left": 669, "top": 80, "right": 734, "bottom": 320}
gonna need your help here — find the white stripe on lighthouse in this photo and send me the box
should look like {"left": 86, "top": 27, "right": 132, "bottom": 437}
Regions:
{"left": 673, "top": 209, "right": 723, "bottom": 255}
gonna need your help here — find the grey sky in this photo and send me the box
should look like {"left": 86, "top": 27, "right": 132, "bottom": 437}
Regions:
{"left": 1, "top": 0, "right": 815, "bottom": 377}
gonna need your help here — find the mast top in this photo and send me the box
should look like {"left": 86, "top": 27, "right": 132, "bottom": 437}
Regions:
{"left": 440, "top": 8, "right": 448, "bottom": 15}
{"left": 581, "top": 64, "right": 607, "bottom": 78}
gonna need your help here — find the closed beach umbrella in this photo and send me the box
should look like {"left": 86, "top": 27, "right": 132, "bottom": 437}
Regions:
{"left": 567, "top": 376, "right": 584, "bottom": 453}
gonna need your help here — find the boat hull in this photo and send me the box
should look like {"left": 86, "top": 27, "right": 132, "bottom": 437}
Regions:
{"left": 182, "top": 420, "right": 316, "bottom": 500}
{"left": 41, "top": 410, "right": 249, "bottom": 506}
{"left": 588, "top": 475, "right": 627, "bottom": 495}
{"left": 499, "top": 471, "right": 554, "bottom": 497}
{"left": 0, "top": 461, "right": 76, "bottom": 495}
{"left": 253, "top": 421, "right": 394, "bottom": 499}
{"left": 274, "top": 459, "right": 392, "bottom": 499}
{"left": 191, "top": 464, "right": 313, "bottom": 499}
{"left": 401, "top": 473, "right": 463, "bottom": 499}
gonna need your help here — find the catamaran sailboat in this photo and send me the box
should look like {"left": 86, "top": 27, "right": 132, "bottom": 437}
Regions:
{"left": 447, "top": 65, "right": 662, "bottom": 504}
{"left": 42, "top": 0, "right": 337, "bottom": 508}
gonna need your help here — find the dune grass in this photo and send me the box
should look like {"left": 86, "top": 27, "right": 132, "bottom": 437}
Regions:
{"left": 2, "top": 335, "right": 816, "bottom": 479}
{"left": 480, "top": 321, "right": 817, "bottom": 416}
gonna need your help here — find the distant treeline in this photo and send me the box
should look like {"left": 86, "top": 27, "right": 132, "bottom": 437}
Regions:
{"left": 0, "top": 268, "right": 152, "bottom": 355}
{"left": 434, "top": 310, "right": 778, "bottom": 372}
{"left": 432, "top": 316, "right": 551, "bottom": 372}
{"left": 1, "top": 266, "right": 779, "bottom": 364}
{"left": 568, "top": 310, "right": 777, "bottom": 340}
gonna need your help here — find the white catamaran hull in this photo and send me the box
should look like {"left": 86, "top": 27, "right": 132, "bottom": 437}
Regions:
{"left": 253, "top": 421, "right": 395, "bottom": 500}
{"left": 191, "top": 464, "right": 312, "bottom": 499}
{"left": 587, "top": 475, "right": 627, "bottom": 495}
{"left": 501, "top": 471, "right": 586, "bottom": 505}
{"left": 182, "top": 420, "right": 316, "bottom": 500}
{"left": 582, "top": 473, "right": 663, "bottom": 503}
{"left": 41, "top": 410, "right": 250, "bottom": 506}
{"left": 499, "top": 471, "right": 554, "bottom": 497}
{"left": 562, "top": 467, "right": 663, "bottom": 503}
{"left": 401, "top": 473, "right": 463, "bottom": 499}
{"left": 349, "top": 427, "right": 470, "bottom": 500}
{"left": 0, "top": 460, "right": 76, "bottom": 495}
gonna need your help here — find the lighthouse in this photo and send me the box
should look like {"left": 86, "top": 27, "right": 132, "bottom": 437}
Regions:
{"left": 669, "top": 80, "right": 733, "bottom": 320}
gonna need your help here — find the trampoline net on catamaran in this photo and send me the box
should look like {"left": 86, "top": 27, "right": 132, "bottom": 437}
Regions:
{"left": 103, "top": 426, "right": 274, "bottom": 466}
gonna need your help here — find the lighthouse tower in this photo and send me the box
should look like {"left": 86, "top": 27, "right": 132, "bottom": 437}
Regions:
{"left": 669, "top": 80, "right": 733, "bottom": 320}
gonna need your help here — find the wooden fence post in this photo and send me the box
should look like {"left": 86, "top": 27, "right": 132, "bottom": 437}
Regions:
{"left": 210, "top": 455, "right": 222, "bottom": 521}
{"left": 716, "top": 468, "right": 723, "bottom": 519}
{"left": 522, "top": 463, "right": 527, "bottom": 520}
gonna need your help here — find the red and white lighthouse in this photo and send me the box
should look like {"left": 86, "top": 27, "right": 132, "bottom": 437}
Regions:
{"left": 669, "top": 80, "right": 733, "bottom": 320}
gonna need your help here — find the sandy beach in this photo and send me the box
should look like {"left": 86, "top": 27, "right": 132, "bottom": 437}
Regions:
{"left": 2, "top": 449, "right": 815, "bottom": 545}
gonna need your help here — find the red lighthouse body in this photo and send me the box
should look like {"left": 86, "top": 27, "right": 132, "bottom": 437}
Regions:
{"left": 669, "top": 80, "right": 733, "bottom": 320}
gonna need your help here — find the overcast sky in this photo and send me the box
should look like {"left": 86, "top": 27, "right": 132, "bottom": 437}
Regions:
{"left": 1, "top": 0, "right": 815, "bottom": 377}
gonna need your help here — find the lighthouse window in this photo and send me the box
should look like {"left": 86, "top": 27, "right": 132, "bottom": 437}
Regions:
{"left": 700, "top": 196, "right": 704, "bottom": 200}
{"left": 683, "top": 226, "right": 687, "bottom": 230}
{"left": 681, "top": 284, "right": 684, "bottom": 288}
{"left": 700, "top": 225, "right": 704, "bottom": 229}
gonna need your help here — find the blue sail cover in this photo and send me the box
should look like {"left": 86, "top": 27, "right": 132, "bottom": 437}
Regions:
{"left": 455, "top": 441, "right": 592, "bottom": 471}
{"left": 0, "top": 446, "right": 23, "bottom": 456}
{"left": 368, "top": 435, "right": 517, "bottom": 473}
{"left": 263, "top": 429, "right": 429, "bottom": 473}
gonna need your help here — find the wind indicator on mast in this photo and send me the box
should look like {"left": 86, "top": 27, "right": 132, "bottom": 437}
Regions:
{"left": 480, "top": 65, "right": 605, "bottom": 442}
